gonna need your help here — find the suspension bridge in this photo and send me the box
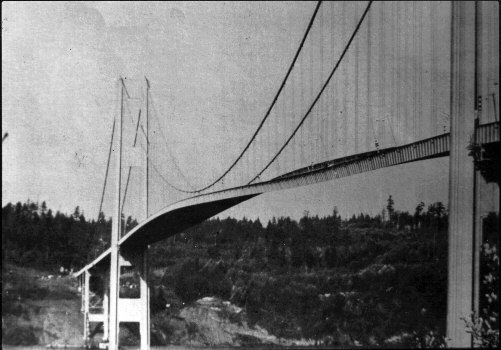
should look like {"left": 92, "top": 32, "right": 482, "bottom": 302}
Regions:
{"left": 75, "top": 2, "right": 499, "bottom": 348}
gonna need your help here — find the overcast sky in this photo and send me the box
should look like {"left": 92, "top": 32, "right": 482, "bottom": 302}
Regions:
{"left": 2, "top": 1, "right": 454, "bottom": 223}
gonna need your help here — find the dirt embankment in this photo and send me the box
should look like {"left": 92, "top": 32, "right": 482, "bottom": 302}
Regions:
{"left": 3, "top": 265, "right": 313, "bottom": 347}
{"left": 152, "top": 296, "right": 315, "bottom": 347}
{"left": 2, "top": 264, "right": 84, "bottom": 346}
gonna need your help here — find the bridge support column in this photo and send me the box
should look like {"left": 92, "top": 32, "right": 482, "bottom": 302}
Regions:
{"left": 108, "top": 247, "right": 150, "bottom": 350}
{"left": 139, "top": 248, "right": 150, "bottom": 350}
{"left": 447, "top": 1, "right": 477, "bottom": 347}
{"left": 83, "top": 270, "right": 90, "bottom": 347}
{"left": 103, "top": 275, "right": 109, "bottom": 342}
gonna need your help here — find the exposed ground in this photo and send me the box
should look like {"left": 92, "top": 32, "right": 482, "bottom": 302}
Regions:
{"left": 2, "top": 264, "right": 312, "bottom": 348}
{"left": 2, "top": 264, "right": 83, "bottom": 346}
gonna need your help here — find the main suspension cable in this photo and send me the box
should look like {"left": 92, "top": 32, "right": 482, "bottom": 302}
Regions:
{"left": 97, "top": 119, "right": 116, "bottom": 217}
{"left": 248, "top": 1, "right": 373, "bottom": 184}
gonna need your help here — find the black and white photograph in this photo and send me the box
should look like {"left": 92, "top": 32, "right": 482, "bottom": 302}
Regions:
{"left": 2, "top": 1, "right": 499, "bottom": 348}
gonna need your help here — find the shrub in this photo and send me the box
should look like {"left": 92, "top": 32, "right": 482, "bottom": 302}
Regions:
{"left": 2, "top": 326, "right": 39, "bottom": 345}
{"left": 463, "top": 243, "right": 499, "bottom": 348}
{"left": 174, "top": 259, "right": 232, "bottom": 304}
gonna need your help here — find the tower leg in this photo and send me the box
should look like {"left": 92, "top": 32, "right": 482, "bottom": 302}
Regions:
{"left": 84, "top": 271, "right": 90, "bottom": 347}
{"left": 447, "top": 1, "right": 476, "bottom": 347}
{"left": 103, "top": 274, "right": 110, "bottom": 342}
{"left": 140, "top": 248, "right": 150, "bottom": 350}
{"left": 108, "top": 247, "right": 150, "bottom": 349}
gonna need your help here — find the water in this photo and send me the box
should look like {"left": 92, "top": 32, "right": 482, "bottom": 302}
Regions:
{"left": 1, "top": 346, "right": 348, "bottom": 350}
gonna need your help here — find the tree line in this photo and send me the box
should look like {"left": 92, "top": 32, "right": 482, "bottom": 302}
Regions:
{"left": 1, "top": 201, "right": 137, "bottom": 270}
{"left": 1, "top": 197, "right": 450, "bottom": 272}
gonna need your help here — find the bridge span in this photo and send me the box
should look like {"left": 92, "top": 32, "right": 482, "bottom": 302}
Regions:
{"left": 76, "top": 121, "right": 499, "bottom": 272}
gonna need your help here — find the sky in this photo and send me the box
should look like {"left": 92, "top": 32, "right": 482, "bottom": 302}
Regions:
{"left": 2, "top": 1, "right": 455, "bottom": 224}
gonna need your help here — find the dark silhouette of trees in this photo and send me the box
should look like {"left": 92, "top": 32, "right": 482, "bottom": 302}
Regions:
{"left": 2, "top": 200, "right": 113, "bottom": 271}
{"left": 414, "top": 201, "right": 425, "bottom": 229}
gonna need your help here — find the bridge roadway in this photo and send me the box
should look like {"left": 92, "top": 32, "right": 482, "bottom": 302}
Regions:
{"left": 75, "top": 121, "right": 499, "bottom": 276}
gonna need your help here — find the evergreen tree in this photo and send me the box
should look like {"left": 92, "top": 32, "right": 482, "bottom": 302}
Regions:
{"left": 387, "top": 195, "right": 395, "bottom": 227}
{"left": 414, "top": 202, "right": 425, "bottom": 229}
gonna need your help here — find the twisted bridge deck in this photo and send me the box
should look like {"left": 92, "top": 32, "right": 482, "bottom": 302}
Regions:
{"left": 76, "top": 122, "right": 499, "bottom": 276}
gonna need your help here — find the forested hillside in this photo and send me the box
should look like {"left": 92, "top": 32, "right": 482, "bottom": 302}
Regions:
{"left": 150, "top": 198, "right": 451, "bottom": 346}
{"left": 2, "top": 201, "right": 132, "bottom": 270}
{"left": 2, "top": 199, "right": 498, "bottom": 347}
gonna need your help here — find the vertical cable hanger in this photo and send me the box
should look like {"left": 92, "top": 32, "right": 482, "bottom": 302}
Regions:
{"left": 319, "top": 5, "right": 324, "bottom": 162}
{"left": 291, "top": 53, "right": 296, "bottom": 169}
{"left": 418, "top": 2, "right": 424, "bottom": 140}
{"left": 310, "top": 22, "right": 314, "bottom": 165}
{"left": 429, "top": 2, "right": 437, "bottom": 134}
{"left": 412, "top": 1, "right": 418, "bottom": 142}
{"left": 354, "top": 3, "right": 360, "bottom": 154}
{"left": 384, "top": 5, "right": 399, "bottom": 150}
{"left": 342, "top": 1, "right": 348, "bottom": 156}
{"left": 366, "top": 4, "right": 374, "bottom": 151}
{"left": 378, "top": 1, "right": 385, "bottom": 149}
{"left": 396, "top": 2, "right": 402, "bottom": 143}
{"left": 330, "top": 1, "right": 337, "bottom": 159}
{"left": 300, "top": 35, "right": 305, "bottom": 167}
{"left": 280, "top": 82, "right": 285, "bottom": 174}
{"left": 388, "top": 2, "right": 398, "bottom": 147}
{"left": 402, "top": 6, "right": 412, "bottom": 142}
{"left": 385, "top": 8, "right": 398, "bottom": 151}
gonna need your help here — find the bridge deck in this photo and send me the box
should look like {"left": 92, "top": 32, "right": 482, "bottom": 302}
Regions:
{"left": 75, "top": 122, "right": 499, "bottom": 276}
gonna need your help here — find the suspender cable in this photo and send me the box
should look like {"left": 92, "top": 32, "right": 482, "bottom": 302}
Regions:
{"left": 248, "top": 1, "right": 373, "bottom": 184}
{"left": 330, "top": 1, "right": 336, "bottom": 159}
{"left": 319, "top": 5, "right": 324, "bottom": 162}
{"left": 300, "top": 35, "right": 305, "bottom": 166}
{"left": 342, "top": 1, "right": 348, "bottom": 156}
{"left": 292, "top": 59, "right": 296, "bottom": 169}
{"left": 354, "top": 4, "right": 360, "bottom": 153}
{"left": 282, "top": 77, "right": 286, "bottom": 173}
{"left": 379, "top": 2, "right": 385, "bottom": 147}
{"left": 411, "top": 4, "right": 416, "bottom": 140}
{"left": 401, "top": 6, "right": 406, "bottom": 143}
{"left": 387, "top": 3, "right": 398, "bottom": 147}
{"left": 308, "top": 26, "right": 313, "bottom": 165}
{"left": 385, "top": 8, "right": 398, "bottom": 149}
{"left": 418, "top": 3, "right": 424, "bottom": 140}
{"left": 396, "top": 2, "right": 402, "bottom": 143}
{"left": 366, "top": 6, "right": 372, "bottom": 150}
